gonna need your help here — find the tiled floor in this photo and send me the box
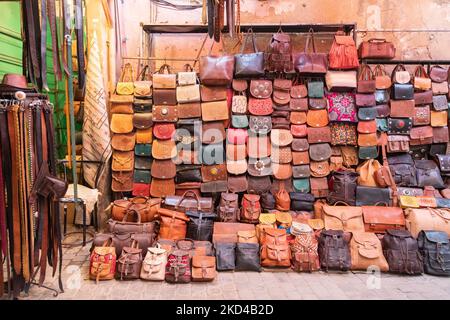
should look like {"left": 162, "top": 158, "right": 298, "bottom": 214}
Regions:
{"left": 20, "top": 236, "right": 450, "bottom": 300}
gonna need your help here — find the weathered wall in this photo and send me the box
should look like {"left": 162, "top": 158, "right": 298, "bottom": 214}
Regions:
{"left": 116, "top": 0, "right": 450, "bottom": 75}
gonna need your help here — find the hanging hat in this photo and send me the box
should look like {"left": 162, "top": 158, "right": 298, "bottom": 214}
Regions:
{"left": 0, "top": 74, "right": 35, "bottom": 92}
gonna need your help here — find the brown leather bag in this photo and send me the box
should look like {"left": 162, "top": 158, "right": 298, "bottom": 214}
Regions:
{"left": 387, "top": 135, "right": 410, "bottom": 153}
{"left": 306, "top": 109, "right": 328, "bottom": 128}
{"left": 240, "top": 194, "right": 261, "bottom": 224}
{"left": 158, "top": 208, "right": 189, "bottom": 240}
{"left": 374, "top": 65, "right": 392, "bottom": 90}
{"left": 237, "top": 230, "right": 258, "bottom": 244}
{"left": 152, "top": 105, "right": 178, "bottom": 122}
{"left": 294, "top": 28, "right": 328, "bottom": 75}
{"left": 112, "top": 171, "right": 133, "bottom": 192}
{"left": 273, "top": 79, "right": 292, "bottom": 105}
{"left": 218, "top": 193, "right": 239, "bottom": 222}
{"left": 260, "top": 244, "right": 291, "bottom": 268}
{"left": 275, "top": 187, "right": 291, "bottom": 211}
{"left": 329, "top": 32, "right": 359, "bottom": 70}
{"left": 358, "top": 38, "right": 396, "bottom": 59}
{"left": 213, "top": 222, "right": 255, "bottom": 243}
{"left": 413, "top": 105, "right": 431, "bottom": 126}
{"left": 322, "top": 203, "right": 365, "bottom": 232}
{"left": 374, "top": 133, "right": 399, "bottom": 206}
{"left": 307, "top": 127, "right": 331, "bottom": 144}
{"left": 200, "top": 85, "right": 227, "bottom": 102}
{"left": 116, "top": 241, "right": 143, "bottom": 280}
{"left": 111, "top": 197, "right": 161, "bottom": 223}
{"left": 357, "top": 159, "right": 382, "bottom": 187}
{"left": 390, "top": 100, "right": 414, "bottom": 118}
{"left": 150, "top": 178, "right": 176, "bottom": 198}
{"left": 350, "top": 232, "right": 389, "bottom": 271}
{"left": 357, "top": 64, "right": 376, "bottom": 93}
{"left": 310, "top": 177, "right": 329, "bottom": 198}
{"left": 153, "top": 64, "right": 176, "bottom": 89}
{"left": 410, "top": 126, "right": 433, "bottom": 145}
{"left": 362, "top": 205, "right": 405, "bottom": 233}
{"left": 191, "top": 256, "right": 216, "bottom": 282}
{"left": 404, "top": 208, "right": 450, "bottom": 238}
{"left": 177, "top": 102, "right": 201, "bottom": 119}
{"left": 290, "top": 112, "right": 307, "bottom": 125}
{"left": 201, "top": 101, "right": 229, "bottom": 121}
{"left": 199, "top": 41, "right": 234, "bottom": 86}
{"left": 164, "top": 191, "right": 213, "bottom": 213}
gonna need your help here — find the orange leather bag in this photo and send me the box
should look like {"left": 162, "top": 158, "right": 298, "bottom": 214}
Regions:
{"left": 322, "top": 203, "right": 365, "bottom": 232}
{"left": 350, "top": 232, "right": 389, "bottom": 271}
{"left": 356, "top": 159, "right": 382, "bottom": 187}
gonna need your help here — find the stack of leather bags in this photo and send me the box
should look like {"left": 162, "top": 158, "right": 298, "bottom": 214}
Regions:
{"left": 150, "top": 64, "right": 178, "bottom": 197}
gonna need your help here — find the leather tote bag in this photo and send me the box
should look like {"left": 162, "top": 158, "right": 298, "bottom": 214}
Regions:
{"left": 234, "top": 28, "right": 264, "bottom": 77}
{"left": 350, "top": 232, "right": 389, "bottom": 271}
{"left": 328, "top": 32, "right": 359, "bottom": 70}
{"left": 235, "top": 243, "right": 261, "bottom": 272}
{"left": 215, "top": 243, "right": 236, "bottom": 271}
{"left": 294, "top": 28, "right": 328, "bottom": 75}
{"left": 199, "top": 40, "right": 234, "bottom": 86}
{"left": 186, "top": 211, "right": 216, "bottom": 241}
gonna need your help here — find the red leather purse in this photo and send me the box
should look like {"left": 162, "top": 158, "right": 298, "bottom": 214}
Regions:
{"left": 248, "top": 97, "right": 273, "bottom": 116}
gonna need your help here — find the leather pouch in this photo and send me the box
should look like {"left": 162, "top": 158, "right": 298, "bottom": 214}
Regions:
{"left": 176, "top": 84, "right": 200, "bottom": 103}
{"left": 153, "top": 89, "right": 177, "bottom": 105}
{"left": 431, "top": 110, "right": 448, "bottom": 127}
{"left": 201, "top": 164, "right": 227, "bottom": 182}
{"left": 410, "top": 126, "right": 433, "bottom": 146}
{"left": 249, "top": 116, "right": 272, "bottom": 134}
{"left": 374, "top": 103, "right": 390, "bottom": 117}
{"left": 270, "top": 129, "right": 293, "bottom": 147}
{"left": 175, "top": 165, "right": 202, "bottom": 184}
{"left": 152, "top": 105, "right": 178, "bottom": 122}
{"left": 388, "top": 118, "right": 412, "bottom": 135}
{"left": 414, "top": 90, "right": 433, "bottom": 105}
{"left": 433, "top": 127, "right": 449, "bottom": 143}
{"left": 232, "top": 115, "right": 249, "bottom": 129}
{"left": 293, "top": 179, "right": 310, "bottom": 193}
{"left": 201, "top": 101, "right": 229, "bottom": 121}
{"left": 247, "top": 176, "right": 272, "bottom": 194}
{"left": 357, "top": 64, "right": 376, "bottom": 93}
{"left": 112, "top": 151, "right": 134, "bottom": 171}
{"left": 290, "top": 111, "right": 307, "bottom": 125}
{"left": 390, "top": 100, "right": 414, "bottom": 117}
{"left": 358, "top": 107, "right": 378, "bottom": 121}
{"left": 133, "top": 98, "right": 152, "bottom": 113}
{"left": 292, "top": 151, "right": 310, "bottom": 165}
{"left": 432, "top": 82, "right": 449, "bottom": 95}
{"left": 357, "top": 120, "right": 377, "bottom": 134}
{"left": 200, "top": 85, "right": 227, "bottom": 102}
{"left": 307, "top": 127, "right": 331, "bottom": 144}
{"left": 415, "top": 160, "right": 445, "bottom": 188}
{"left": 356, "top": 93, "right": 376, "bottom": 107}
{"left": 153, "top": 64, "right": 176, "bottom": 89}
{"left": 310, "top": 177, "right": 329, "bottom": 198}
{"left": 202, "top": 121, "right": 225, "bottom": 144}
{"left": 270, "top": 146, "right": 293, "bottom": 164}
{"left": 392, "top": 83, "right": 414, "bottom": 100}
{"left": 291, "top": 138, "right": 309, "bottom": 152}
{"left": 306, "top": 109, "right": 328, "bottom": 127}
{"left": 177, "top": 102, "right": 201, "bottom": 119}
{"left": 273, "top": 79, "right": 292, "bottom": 105}
{"left": 290, "top": 98, "right": 308, "bottom": 111}
{"left": 111, "top": 114, "right": 133, "bottom": 134}
{"left": 227, "top": 128, "right": 248, "bottom": 145}
{"left": 291, "top": 124, "right": 308, "bottom": 138}
{"left": 228, "top": 175, "right": 248, "bottom": 193}
{"left": 309, "top": 98, "right": 327, "bottom": 110}
{"left": 134, "top": 170, "right": 151, "bottom": 184}
{"left": 151, "top": 159, "right": 176, "bottom": 179}
{"left": 432, "top": 95, "right": 448, "bottom": 111}
{"left": 110, "top": 94, "right": 133, "bottom": 113}
{"left": 248, "top": 97, "right": 273, "bottom": 116}
{"left": 227, "top": 159, "right": 247, "bottom": 175}
{"left": 375, "top": 89, "right": 390, "bottom": 104}
{"left": 153, "top": 124, "right": 175, "bottom": 142}
{"left": 135, "top": 156, "right": 152, "bottom": 170}
{"left": 307, "top": 81, "right": 324, "bottom": 98}
{"left": 272, "top": 163, "right": 293, "bottom": 180}
{"left": 152, "top": 140, "right": 176, "bottom": 160}
{"left": 358, "top": 133, "right": 378, "bottom": 147}
{"left": 133, "top": 113, "right": 153, "bottom": 130}
{"left": 387, "top": 135, "right": 410, "bottom": 153}
{"left": 374, "top": 65, "right": 392, "bottom": 90}
{"left": 112, "top": 171, "right": 133, "bottom": 192}
{"left": 359, "top": 146, "right": 379, "bottom": 160}
{"left": 112, "top": 133, "right": 135, "bottom": 151}
{"left": 310, "top": 160, "right": 330, "bottom": 178}
{"left": 231, "top": 95, "right": 247, "bottom": 114}
{"left": 430, "top": 65, "right": 449, "bottom": 83}
{"left": 356, "top": 186, "right": 392, "bottom": 206}
{"left": 249, "top": 80, "right": 272, "bottom": 98}
{"left": 413, "top": 105, "right": 431, "bottom": 126}
{"left": 309, "top": 143, "right": 332, "bottom": 161}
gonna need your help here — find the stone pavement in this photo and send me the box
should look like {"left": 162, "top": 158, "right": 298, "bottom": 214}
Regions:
{"left": 21, "top": 242, "right": 450, "bottom": 300}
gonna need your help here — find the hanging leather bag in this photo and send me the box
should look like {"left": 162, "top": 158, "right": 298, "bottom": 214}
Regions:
{"left": 413, "top": 65, "right": 432, "bottom": 91}
{"left": 295, "top": 28, "right": 328, "bottom": 75}
{"left": 328, "top": 31, "right": 359, "bottom": 70}
{"left": 358, "top": 38, "right": 396, "bottom": 59}
{"left": 234, "top": 28, "right": 265, "bottom": 77}
{"left": 357, "top": 64, "right": 376, "bottom": 93}
{"left": 116, "top": 63, "right": 135, "bottom": 95}
{"left": 199, "top": 40, "right": 234, "bottom": 85}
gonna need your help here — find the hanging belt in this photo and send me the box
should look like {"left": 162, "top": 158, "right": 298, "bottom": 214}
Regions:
{"left": 207, "top": 0, "right": 214, "bottom": 39}
{"left": 40, "top": 0, "right": 49, "bottom": 91}
{"left": 47, "top": 0, "right": 62, "bottom": 81}
{"left": 23, "top": 0, "right": 40, "bottom": 87}
{"left": 74, "top": 0, "right": 85, "bottom": 90}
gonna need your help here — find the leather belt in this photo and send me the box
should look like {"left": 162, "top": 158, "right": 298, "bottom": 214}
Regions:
{"left": 75, "top": 0, "right": 86, "bottom": 90}
{"left": 23, "top": 0, "right": 41, "bottom": 87}
{"left": 40, "top": 0, "right": 48, "bottom": 91}
{"left": 47, "top": 0, "right": 62, "bottom": 81}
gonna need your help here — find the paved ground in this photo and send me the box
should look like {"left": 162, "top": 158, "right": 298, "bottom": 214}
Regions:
{"left": 19, "top": 232, "right": 450, "bottom": 300}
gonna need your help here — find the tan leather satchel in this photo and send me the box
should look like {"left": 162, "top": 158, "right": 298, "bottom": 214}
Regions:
{"left": 322, "top": 203, "right": 365, "bottom": 232}
{"left": 177, "top": 64, "right": 197, "bottom": 86}
{"left": 112, "top": 151, "right": 134, "bottom": 171}
{"left": 191, "top": 256, "right": 216, "bottom": 282}
{"left": 140, "top": 246, "right": 167, "bottom": 281}
{"left": 201, "top": 101, "right": 229, "bottom": 121}
{"left": 111, "top": 114, "right": 134, "bottom": 134}
{"left": 405, "top": 208, "right": 450, "bottom": 238}
{"left": 110, "top": 94, "right": 133, "bottom": 114}
{"left": 260, "top": 244, "right": 291, "bottom": 267}
{"left": 116, "top": 63, "right": 135, "bottom": 95}
{"left": 237, "top": 230, "right": 258, "bottom": 244}
{"left": 357, "top": 159, "right": 382, "bottom": 187}
{"left": 176, "top": 84, "right": 201, "bottom": 104}
{"left": 153, "top": 64, "right": 177, "bottom": 89}
{"left": 350, "top": 232, "right": 389, "bottom": 271}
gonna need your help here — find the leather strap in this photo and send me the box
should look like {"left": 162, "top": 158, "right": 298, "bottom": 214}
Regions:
{"left": 75, "top": 0, "right": 86, "bottom": 90}
{"left": 40, "top": 0, "right": 49, "bottom": 91}
{"left": 207, "top": 0, "right": 214, "bottom": 38}
{"left": 380, "top": 133, "right": 398, "bottom": 206}
{"left": 23, "top": 0, "right": 41, "bottom": 88}
{"left": 47, "top": 0, "right": 62, "bottom": 81}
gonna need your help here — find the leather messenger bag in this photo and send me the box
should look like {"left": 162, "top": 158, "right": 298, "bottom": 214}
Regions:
{"left": 322, "top": 203, "right": 365, "bottom": 232}
{"left": 362, "top": 205, "right": 405, "bottom": 234}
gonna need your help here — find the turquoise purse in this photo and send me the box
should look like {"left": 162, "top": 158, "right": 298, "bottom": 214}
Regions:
{"left": 293, "top": 179, "right": 310, "bottom": 193}
{"left": 232, "top": 115, "right": 249, "bottom": 128}
{"left": 307, "top": 81, "right": 324, "bottom": 98}
{"left": 135, "top": 143, "right": 152, "bottom": 157}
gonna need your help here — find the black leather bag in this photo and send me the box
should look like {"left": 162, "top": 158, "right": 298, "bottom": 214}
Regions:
{"left": 382, "top": 229, "right": 423, "bottom": 275}
{"left": 418, "top": 231, "right": 450, "bottom": 276}
{"left": 235, "top": 243, "right": 261, "bottom": 272}
{"left": 234, "top": 28, "right": 265, "bottom": 78}
{"left": 387, "top": 118, "right": 412, "bottom": 135}
{"left": 318, "top": 230, "right": 351, "bottom": 271}
{"left": 176, "top": 165, "right": 202, "bottom": 183}
{"left": 392, "top": 83, "right": 414, "bottom": 100}
{"left": 388, "top": 154, "right": 417, "bottom": 187}
{"left": 356, "top": 186, "right": 392, "bottom": 206}
{"left": 414, "top": 160, "right": 445, "bottom": 188}
{"left": 290, "top": 192, "right": 315, "bottom": 211}
{"left": 327, "top": 170, "right": 359, "bottom": 205}
{"left": 409, "top": 145, "right": 430, "bottom": 161}
{"left": 260, "top": 192, "right": 276, "bottom": 210}
{"left": 375, "top": 89, "right": 390, "bottom": 104}
{"left": 186, "top": 211, "right": 216, "bottom": 241}
{"left": 215, "top": 243, "right": 236, "bottom": 271}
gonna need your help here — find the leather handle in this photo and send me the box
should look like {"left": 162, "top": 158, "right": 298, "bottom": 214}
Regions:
{"left": 391, "top": 64, "right": 407, "bottom": 82}
{"left": 158, "top": 64, "right": 172, "bottom": 74}
{"left": 358, "top": 64, "right": 373, "bottom": 81}
{"left": 137, "top": 65, "right": 150, "bottom": 81}
{"left": 131, "top": 196, "right": 148, "bottom": 204}
{"left": 120, "top": 63, "right": 134, "bottom": 82}
{"left": 414, "top": 65, "right": 429, "bottom": 78}
{"left": 176, "top": 238, "right": 195, "bottom": 250}
{"left": 374, "top": 201, "right": 388, "bottom": 207}
{"left": 333, "top": 201, "right": 350, "bottom": 207}
{"left": 240, "top": 27, "right": 258, "bottom": 53}
{"left": 368, "top": 38, "right": 387, "bottom": 43}
{"left": 304, "top": 28, "right": 317, "bottom": 53}
{"left": 176, "top": 190, "right": 202, "bottom": 211}
{"left": 122, "top": 209, "right": 142, "bottom": 223}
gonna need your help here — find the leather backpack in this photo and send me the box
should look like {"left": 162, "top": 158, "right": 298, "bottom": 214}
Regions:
{"left": 89, "top": 240, "right": 116, "bottom": 283}
{"left": 418, "top": 231, "right": 450, "bottom": 276}
{"left": 382, "top": 230, "right": 423, "bottom": 275}
{"left": 191, "top": 256, "right": 216, "bottom": 282}
{"left": 291, "top": 226, "right": 320, "bottom": 272}
{"left": 240, "top": 194, "right": 261, "bottom": 224}
{"left": 318, "top": 230, "right": 351, "bottom": 271}
{"left": 350, "top": 232, "right": 389, "bottom": 271}
{"left": 116, "top": 241, "right": 143, "bottom": 280}
{"left": 158, "top": 208, "right": 189, "bottom": 240}
{"left": 327, "top": 170, "right": 359, "bottom": 205}
{"left": 388, "top": 154, "right": 417, "bottom": 187}
{"left": 261, "top": 244, "right": 291, "bottom": 268}
{"left": 186, "top": 211, "right": 216, "bottom": 241}
{"left": 165, "top": 249, "right": 191, "bottom": 283}
{"left": 275, "top": 187, "right": 291, "bottom": 211}
{"left": 140, "top": 245, "right": 167, "bottom": 281}
{"left": 218, "top": 193, "right": 239, "bottom": 222}
{"left": 265, "top": 28, "right": 293, "bottom": 73}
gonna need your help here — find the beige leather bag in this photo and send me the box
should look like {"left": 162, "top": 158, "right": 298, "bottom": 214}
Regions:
{"left": 350, "top": 232, "right": 389, "bottom": 271}
{"left": 140, "top": 246, "right": 168, "bottom": 281}
{"left": 356, "top": 159, "right": 382, "bottom": 187}
{"left": 176, "top": 84, "right": 201, "bottom": 103}
{"left": 405, "top": 208, "right": 450, "bottom": 238}
{"left": 322, "top": 203, "right": 365, "bottom": 232}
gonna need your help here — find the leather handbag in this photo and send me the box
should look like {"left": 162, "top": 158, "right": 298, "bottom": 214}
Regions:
{"left": 112, "top": 150, "right": 134, "bottom": 171}
{"left": 414, "top": 90, "right": 433, "bottom": 105}
{"left": 112, "top": 133, "right": 135, "bottom": 151}
{"left": 350, "top": 232, "right": 389, "bottom": 271}
{"left": 326, "top": 92, "right": 357, "bottom": 122}
{"left": 390, "top": 100, "right": 414, "bottom": 118}
{"left": 177, "top": 64, "right": 197, "bottom": 86}
{"left": 164, "top": 191, "right": 213, "bottom": 213}
{"left": 154, "top": 123, "right": 175, "bottom": 141}
{"left": 275, "top": 187, "right": 291, "bottom": 211}
{"left": 310, "top": 177, "right": 329, "bottom": 198}
{"left": 89, "top": 240, "right": 116, "bottom": 283}
{"left": 153, "top": 89, "right": 177, "bottom": 105}
{"left": 415, "top": 160, "right": 445, "bottom": 188}
{"left": 295, "top": 28, "right": 328, "bottom": 75}
{"left": 152, "top": 105, "right": 178, "bottom": 122}
{"left": 357, "top": 64, "right": 376, "bottom": 93}
{"left": 153, "top": 64, "right": 176, "bottom": 89}
{"left": 232, "top": 96, "right": 247, "bottom": 115}
{"left": 270, "top": 147, "right": 292, "bottom": 164}
{"left": 318, "top": 230, "right": 351, "bottom": 271}
{"left": 392, "top": 64, "right": 411, "bottom": 84}
{"left": 290, "top": 192, "right": 315, "bottom": 211}
{"left": 232, "top": 115, "right": 249, "bottom": 128}
{"left": 291, "top": 124, "right": 308, "bottom": 138}
{"left": 112, "top": 171, "right": 133, "bottom": 192}
{"left": 356, "top": 186, "right": 392, "bottom": 206}
{"left": 175, "top": 165, "right": 202, "bottom": 184}
{"left": 388, "top": 154, "right": 417, "bottom": 186}
{"left": 201, "top": 101, "right": 229, "bottom": 121}
{"left": 358, "top": 107, "right": 378, "bottom": 121}
{"left": 140, "top": 246, "right": 167, "bottom": 281}
{"left": 235, "top": 243, "right": 261, "bottom": 272}
{"left": 150, "top": 178, "right": 175, "bottom": 198}
{"left": 234, "top": 28, "right": 265, "bottom": 77}
{"left": 374, "top": 103, "right": 390, "bottom": 117}
{"left": 432, "top": 95, "right": 448, "bottom": 111}
{"left": 199, "top": 41, "right": 234, "bottom": 86}
{"left": 177, "top": 102, "right": 201, "bottom": 119}
{"left": 359, "top": 146, "right": 379, "bottom": 160}
{"left": 362, "top": 205, "right": 405, "bottom": 233}
{"left": 357, "top": 120, "right": 376, "bottom": 134}
{"left": 340, "top": 146, "right": 359, "bottom": 166}
{"left": 374, "top": 65, "right": 392, "bottom": 90}
{"left": 322, "top": 203, "right": 365, "bottom": 232}
{"left": 414, "top": 65, "right": 432, "bottom": 91}
{"left": 200, "top": 85, "right": 227, "bottom": 102}
{"left": 375, "top": 89, "right": 390, "bottom": 104}
{"left": 232, "top": 78, "right": 248, "bottom": 93}
{"left": 215, "top": 243, "right": 236, "bottom": 271}
{"left": 116, "top": 241, "right": 143, "bottom": 280}
{"left": 265, "top": 28, "right": 293, "bottom": 73}
{"left": 247, "top": 135, "right": 271, "bottom": 159}
{"left": 135, "top": 144, "right": 152, "bottom": 157}
{"left": 111, "top": 197, "right": 161, "bottom": 223}
{"left": 290, "top": 97, "right": 308, "bottom": 111}
{"left": 307, "top": 81, "right": 324, "bottom": 98}
{"left": 430, "top": 65, "right": 448, "bottom": 82}
{"left": 309, "top": 143, "right": 332, "bottom": 161}
{"left": 356, "top": 93, "right": 376, "bottom": 107}
{"left": 218, "top": 193, "right": 239, "bottom": 222}
{"left": 310, "top": 160, "right": 330, "bottom": 178}
{"left": 307, "top": 127, "right": 331, "bottom": 144}
{"left": 418, "top": 230, "right": 450, "bottom": 276}
{"left": 260, "top": 193, "right": 276, "bottom": 210}
{"left": 248, "top": 97, "right": 273, "bottom": 116}
{"left": 116, "top": 63, "right": 135, "bottom": 95}
{"left": 306, "top": 109, "right": 328, "bottom": 127}
{"left": 152, "top": 139, "right": 176, "bottom": 160}
{"left": 293, "top": 165, "right": 310, "bottom": 179}
{"left": 240, "top": 194, "right": 261, "bottom": 224}
{"left": 327, "top": 170, "right": 359, "bottom": 205}
{"left": 431, "top": 110, "right": 448, "bottom": 127}
{"left": 432, "top": 81, "right": 449, "bottom": 95}
{"left": 133, "top": 113, "right": 153, "bottom": 130}
{"left": 392, "top": 84, "right": 414, "bottom": 100}
{"left": 330, "top": 123, "right": 357, "bottom": 146}
{"left": 226, "top": 144, "right": 247, "bottom": 161}
{"left": 249, "top": 116, "right": 272, "bottom": 134}
{"left": 413, "top": 105, "right": 431, "bottom": 126}
{"left": 387, "top": 118, "right": 412, "bottom": 135}
{"left": 227, "top": 159, "right": 247, "bottom": 175}
{"left": 110, "top": 94, "right": 133, "bottom": 114}
{"left": 292, "top": 138, "right": 309, "bottom": 152}
{"left": 329, "top": 32, "right": 359, "bottom": 70}
{"left": 176, "top": 84, "right": 200, "bottom": 104}
{"left": 382, "top": 229, "right": 424, "bottom": 274}
{"left": 270, "top": 129, "right": 293, "bottom": 147}
{"left": 250, "top": 80, "right": 272, "bottom": 99}
{"left": 387, "top": 135, "right": 410, "bottom": 153}
{"left": 409, "top": 126, "right": 433, "bottom": 146}
{"left": 260, "top": 244, "right": 291, "bottom": 268}
{"left": 325, "top": 71, "right": 357, "bottom": 91}
{"left": 165, "top": 249, "right": 191, "bottom": 283}
{"left": 227, "top": 128, "right": 248, "bottom": 145}
{"left": 151, "top": 160, "right": 176, "bottom": 180}
{"left": 357, "top": 159, "right": 382, "bottom": 187}
{"left": 111, "top": 114, "right": 134, "bottom": 134}
{"left": 158, "top": 208, "right": 189, "bottom": 240}
{"left": 292, "top": 151, "right": 310, "bottom": 165}
{"left": 201, "top": 164, "right": 227, "bottom": 182}
{"left": 357, "top": 133, "right": 378, "bottom": 147}
{"left": 191, "top": 256, "right": 216, "bottom": 282}
{"left": 237, "top": 230, "right": 258, "bottom": 244}
{"left": 202, "top": 121, "right": 225, "bottom": 144}
{"left": 186, "top": 211, "right": 216, "bottom": 241}
{"left": 133, "top": 98, "right": 152, "bottom": 113}
{"left": 358, "top": 38, "right": 396, "bottom": 59}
